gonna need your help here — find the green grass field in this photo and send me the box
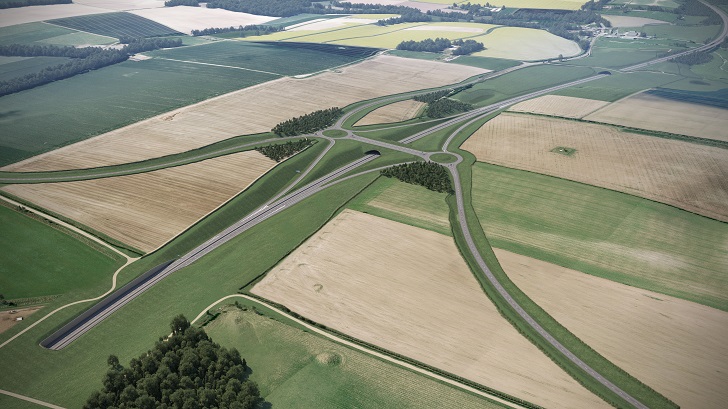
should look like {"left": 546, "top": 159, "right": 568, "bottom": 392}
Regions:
{"left": 452, "top": 55, "right": 522, "bottom": 71}
{"left": 0, "top": 203, "right": 123, "bottom": 300}
{"left": 0, "top": 56, "right": 69, "bottom": 82}
{"left": 348, "top": 176, "right": 451, "bottom": 236}
{"left": 470, "top": 162, "right": 728, "bottom": 311}
{"left": 205, "top": 306, "right": 504, "bottom": 408}
{"left": 0, "top": 23, "right": 75, "bottom": 45}
{"left": 552, "top": 70, "right": 684, "bottom": 101}
{"left": 453, "top": 64, "right": 596, "bottom": 106}
{"left": 569, "top": 37, "right": 688, "bottom": 69}
{"left": 640, "top": 24, "right": 722, "bottom": 43}
{"left": 0, "top": 59, "right": 278, "bottom": 166}
{"left": 0, "top": 173, "right": 377, "bottom": 407}
{"left": 144, "top": 41, "right": 374, "bottom": 76}
{"left": 47, "top": 12, "right": 181, "bottom": 40}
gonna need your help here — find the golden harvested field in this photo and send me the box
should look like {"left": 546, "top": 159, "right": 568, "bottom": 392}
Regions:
{"left": 497, "top": 248, "right": 728, "bottom": 409}
{"left": 6, "top": 55, "right": 485, "bottom": 172}
{"left": 355, "top": 99, "right": 425, "bottom": 126}
{"left": 461, "top": 113, "right": 728, "bottom": 221}
{"left": 131, "top": 7, "right": 275, "bottom": 34}
{"left": 508, "top": 95, "right": 609, "bottom": 118}
{"left": 0, "top": 4, "right": 108, "bottom": 27}
{"left": 472, "top": 27, "right": 581, "bottom": 61}
{"left": 253, "top": 209, "right": 611, "bottom": 409}
{"left": 602, "top": 15, "right": 670, "bottom": 27}
{"left": 2, "top": 151, "right": 276, "bottom": 253}
{"left": 584, "top": 92, "right": 728, "bottom": 142}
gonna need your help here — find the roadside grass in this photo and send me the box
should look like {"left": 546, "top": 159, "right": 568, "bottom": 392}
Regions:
{"left": 568, "top": 39, "right": 686, "bottom": 69}
{"left": 452, "top": 64, "right": 596, "bottom": 107}
{"left": 205, "top": 306, "right": 505, "bottom": 408}
{"left": 322, "top": 129, "right": 348, "bottom": 137}
{"left": 348, "top": 176, "right": 451, "bottom": 236}
{"left": 356, "top": 119, "right": 449, "bottom": 144}
{"left": 47, "top": 12, "right": 181, "bottom": 40}
{"left": 445, "top": 119, "right": 678, "bottom": 409}
{"left": 552, "top": 70, "right": 684, "bottom": 101}
{"left": 0, "top": 59, "right": 278, "bottom": 166}
{"left": 452, "top": 55, "right": 522, "bottom": 71}
{"left": 0, "top": 203, "right": 124, "bottom": 300}
{"left": 470, "top": 162, "right": 728, "bottom": 311}
{"left": 0, "top": 173, "right": 377, "bottom": 408}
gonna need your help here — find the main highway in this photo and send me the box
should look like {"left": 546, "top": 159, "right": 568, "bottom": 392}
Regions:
{"left": 36, "top": 1, "right": 727, "bottom": 406}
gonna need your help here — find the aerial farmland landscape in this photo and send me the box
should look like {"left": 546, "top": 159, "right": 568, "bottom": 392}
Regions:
{"left": 0, "top": 0, "right": 726, "bottom": 408}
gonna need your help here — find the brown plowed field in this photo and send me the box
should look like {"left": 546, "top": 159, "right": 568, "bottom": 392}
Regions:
{"left": 461, "top": 113, "right": 728, "bottom": 221}
{"left": 253, "top": 209, "right": 611, "bottom": 409}
{"left": 355, "top": 99, "right": 425, "bottom": 126}
{"left": 5, "top": 56, "right": 485, "bottom": 172}
{"left": 497, "top": 248, "right": 728, "bottom": 409}
{"left": 2, "top": 151, "right": 275, "bottom": 252}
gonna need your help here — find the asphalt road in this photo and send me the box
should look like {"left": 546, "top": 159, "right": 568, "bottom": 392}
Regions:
{"left": 41, "top": 152, "right": 379, "bottom": 350}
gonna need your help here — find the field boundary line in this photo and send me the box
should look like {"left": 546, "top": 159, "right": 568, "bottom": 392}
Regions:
{"left": 151, "top": 57, "right": 284, "bottom": 76}
{"left": 39, "top": 21, "right": 119, "bottom": 44}
{"left": 191, "top": 294, "right": 531, "bottom": 409}
{"left": 0, "top": 389, "right": 65, "bottom": 409}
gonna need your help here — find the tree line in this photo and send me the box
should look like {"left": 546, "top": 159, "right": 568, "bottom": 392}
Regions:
{"left": 164, "top": 0, "right": 199, "bottom": 6}
{"left": 206, "top": 0, "right": 321, "bottom": 17}
{"left": 452, "top": 39, "right": 485, "bottom": 55}
{"left": 256, "top": 139, "right": 313, "bottom": 161}
{"left": 0, "top": 38, "right": 182, "bottom": 97}
{"left": 272, "top": 107, "right": 343, "bottom": 136}
{"left": 0, "top": 0, "right": 70, "bottom": 9}
{"left": 673, "top": 50, "right": 714, "bottom": 65}
{"left": 381, "top": 162, "right": 453, "bottom": 193}
{"left": 414, "top": 89, "right": 451, "bottom": 103}
{"left": 425, "top": 98, "right": 473, "bottom": 118}
{"left": 191, "top": 25, "right": 282, "bottom": 37}
{"left": 84, "top": 315, "right": 261, "bottom": 409}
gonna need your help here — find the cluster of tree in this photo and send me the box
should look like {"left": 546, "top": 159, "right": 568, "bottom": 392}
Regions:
{"left": 413, "top": 89, "right": 451, "bottom": 103}
{"left": 452, "top": 39, "right": 485, "bottom": 55}
{"left": 396, "top": 38, "right": 452, "bottom": 53}
{"left": 0, "top": 39, "right": 182, "bottom": 97}
{"left": 381, "top": 162, "right": 453, "bottom": 193}
{"left": 256, "top": 139, "right": 313, "bottom": 161}
{"left": 206, "top": 0, "right": 321, "bottom": 17}
{"left": 164, "top": 0, "right": 199, "bottom": 6}
{"left": 271, "top": 107, "right": 343, "bottom": 136}
{"left": 425, "top": 98, "right": 473, "bottom": 118}
{"left": 0, "top": 0, "right": 70, "bottom": 9}
{"left": 0, "top": 294, "right": 17, "bottom": 308}
{"left": 84, "top": 315, "right": 261, "bottom": 409}
{"left": 191, "top": 25, "right": 282, "bottom": 37}
{"left": 673, "top": 50, "right": 714, "bottom": 65}
{"left": 375, "top": 11, "right": 433, "bottom": 25}
{"left": 580, "top": 0, "right": 611, "bottom": 11}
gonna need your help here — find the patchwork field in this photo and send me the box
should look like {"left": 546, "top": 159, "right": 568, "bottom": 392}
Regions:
{"left": 206, "top": 307, "right": 505, "bottom": 408}
{"left": 131, "top": 6, "right": 275, "bottom": 34}
{"left": 3, "top": 151, "right": 276, "bottom": 253}
{"left": 0, "top": 56, "right": 70, "bottom": 82}
{"left": 602, "top": 15, "right": 671, "bottom": 27}
{"left": 0, "top": 202, "right": 122, "bottom": 299}
{"left": 252, "top": 209, "right": 610, "bottom": 409}
{"left": 354, "top": 99, "right": 425, "bottom": 126}
{"left": 507, "top": 95, "right": 609, "bottom": 118}
{"left": 47, "top": 12, "right": 181, "bottom": 39}
{"left": 0, "top": 4, "right": 108, "bottom": 27}
{"left": 584, "top": 92, "right": 728, "bottom": 142}
{"left": 472, "top": 27, "right": 582, "bottom": 61}
{"left": 462, "top": 113, "right": 728, "bottom": 221}
{"left": 7, "top": 55, "right": 485, "bottom": 171}
{"left": 286, "top": 16, "right": 386, "bottom": 32}
{"left": 497, "top": 249, "right": 728, "bottom": 409}
{"left": 469, "top": 163, "right": 728, "bottom": 311}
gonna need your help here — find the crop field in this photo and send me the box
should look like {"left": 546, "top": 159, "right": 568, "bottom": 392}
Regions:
{"left": 507, "top": 95, "right": 609, "bottom": 118}
{"left": 468, "top": 162, "right": 728, "bottom": 311}
{"left": 252, "top": 209, "right": 610, "bottom": 409}
{"left": 354, "top": 99, "right": 425, "bottom": 126}
{"left": 584, "top": 91, "right": 728, "bottom": 141}
{"left": 3, "top": 151, "right": 276, "bottom": 253}
{"left": 47, "top": 12, "right": 182, "bottom": 39}
{"left": 347, "top": 176, "right": 451, "bottom": 235}
{"left": 7, "top": 55, "right": 484, "bottom": 171}
{"left": 130, "top": 6, "right": 275, "bottom": 34}
{"left": 471, "top": 27, "right": 581, "bottom": 61}
{"left": 0, "top": 22, "right": 76, "bottom": 45}
{"left": 286, "top": 16, "right": 388, "bottom": 32}
{"left": 569, "top": 37, "right": 685, "bottom": 69}
{"left": 0, "top": 202, "right": 122, "bottom": 300}
{"left": 0, "top": 58, "right": 280, "bottom": 168}
{"left": 0, "top": 4, "right": 108, "bottom": 28}
{"left": 641, "top": 24, "right": 722, "bottom": 43}
{"left": 552, "top": 70, "right": 683, "bottom": 101}
{"left": 601, "top": 15, "right": 671, "bottom": 27}
{"left": 0, "top": 56, "right": 70, "bottom": 82}
{"left": 610, "top": 0, "right": 679, "bottom": 7}
{"left": 145, "top": 41, "right": 378, "bottom": 77}
{"left": 206, "top": 307, "right": 505, "bottom": 408}
{"left": 498, "top": 249, "right": 728, "bottom": 409}
{"left": 0, "top": 174, "right": 377, "bottom": 408}
{"left": 72, "top": 0, "right": 166, "bottom": 11}
{"left": 453, "top": 64, "right": 596, "bottom": 106}
{"left": 462, "top": 113, "right": 728, "bottom": 221}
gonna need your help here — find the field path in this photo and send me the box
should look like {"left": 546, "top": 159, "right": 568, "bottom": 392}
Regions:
{"left": 0, "top": 389, "right": 65, "bottom": 409}
{"left": 191, "top": 294, "right": 528, "bottom": 409}
{"left": 152, "top": 57, "right": 284, "bottom": 76}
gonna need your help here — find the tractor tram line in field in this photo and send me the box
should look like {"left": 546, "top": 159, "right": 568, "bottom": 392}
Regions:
{"left": 21, "top": 1, "right": 728, "bottom": 406}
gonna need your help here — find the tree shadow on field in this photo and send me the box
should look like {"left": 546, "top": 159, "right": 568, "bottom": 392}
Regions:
{"left": 0, "top": 110, "right": 21, "bottom": 120}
